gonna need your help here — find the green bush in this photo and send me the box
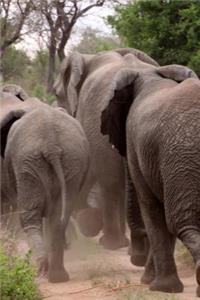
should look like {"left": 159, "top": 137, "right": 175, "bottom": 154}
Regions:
{"left": 32, "top": 84, "right": 56, "bottom": 104}
{"left": 0, "top": 247, "right": 42, "bottom": 300}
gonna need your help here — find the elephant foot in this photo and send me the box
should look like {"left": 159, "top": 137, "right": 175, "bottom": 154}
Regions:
{"left": 37, "top": 256, "right": 49, "bottom": 277}
{"left": 129, "top": 235, "right": 149, "bottom": 266}
{"left": 48, "top": 268, "right": 69, "bottom": 283}
{"left": 99, "top": 234, "right": 129, "bottom": 250}
{"left": 131, "top": 253, "right": 147, "bottom": 267}
{"left": 150, "top": 274, "right": 183, "bottom": 293}
{"left": 76, "top": 208, "right": 103, "bottom": 237}
{"left": 141, "top": 269, "right": 155, "bottom": 284}
{"left": 197, "top": 286, "right": 200, "bottom": 297}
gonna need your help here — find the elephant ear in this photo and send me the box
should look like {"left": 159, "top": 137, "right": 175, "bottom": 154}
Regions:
{"left": 115, "top": 48, "right": 159, "bottom": 66}
{"left": 55, "top": 52, "right": 85, "bottom": 116}
{"left": 157, "top": 64, "right": 198, "bottom": 82}
{"left": 0, "top": 109, "right": 25, "bottom": 157}
{"left": 101, "top": 69, "right": 138, "bottom": 157}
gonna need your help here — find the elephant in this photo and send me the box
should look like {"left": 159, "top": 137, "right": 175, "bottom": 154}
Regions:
{"left": 75, "top": 183, "right": 103, "bottom": 237}
{"left": 0, "top": 92, "right": 90, "bottom": 283}
{"left": 1, "top": 156, "right": 15, "bottom": 222}
{"left": 100, "top": 52, "right": 200, "bottom": 296}
{"left": 2, "top": 83, "right": 28, "bottom": 100}
{"left": 54, "top": 48, "right": 159, "bottom": 256}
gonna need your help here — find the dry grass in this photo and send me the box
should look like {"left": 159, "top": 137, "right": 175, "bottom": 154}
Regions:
{"left": 0, "top": 211, "right": 30, "bottom": 260}
{"left": 116, "top": 288, "right": 181, "bottom": 300}
{"left": 175, "top": 240, "right": 194, "bottom": 268}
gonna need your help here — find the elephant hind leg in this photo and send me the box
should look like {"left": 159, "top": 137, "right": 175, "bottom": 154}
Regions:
{"left": 46, "top": 182, "right": 80, "bottom": 283}
{"left": 17, "top": 174, "right": 48, "bottom": 275}
{"left": 130, "top": 165, "right": 183, "bottom": 293}
{"left": 45, "top": 195, "right": 74, "bottom": 283}
{"left": 46, "top": 219, "right": 69, "bottom": 283}
{"left": 128, "top": 198, "right": 149, "bottom": 268}
{"left": 99, "top": 185, "right": 129, "bottom": 250}
{"left": 141, "top": 248, "right": 155, "bottom": 284}
{"left": 125, "top": 162, "right": 149, "bottom": 266}
{"left": 164, "top": 178, "right": 200, "bottom": 297}
{"left": 145, "top": 205, "right": 182, "bottom": 293}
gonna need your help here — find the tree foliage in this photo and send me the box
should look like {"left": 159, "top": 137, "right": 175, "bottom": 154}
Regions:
{"left": 2, "top": 46, "right": 30, "bottom": 81}
{"left": 75, "top": 28, "right": 122, "bottom": 54}
{"left": 108, "top": 0, "right": 200, "bottom": 74}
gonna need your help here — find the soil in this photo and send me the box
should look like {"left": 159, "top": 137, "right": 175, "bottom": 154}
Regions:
{"left": 37, "top": 235, "right": 199, "bottom": 300}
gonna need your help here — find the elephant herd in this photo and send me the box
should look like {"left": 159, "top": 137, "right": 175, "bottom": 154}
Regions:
{"left": 1, "top": 47, "right": 200, "bottom": 297}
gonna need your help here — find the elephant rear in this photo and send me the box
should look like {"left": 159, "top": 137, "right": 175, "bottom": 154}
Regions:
{"left": 2, "top": 104, "right": 90, "bottom": 282}
{"left": 132, "top": 79, "right": 200, "bottom": 296}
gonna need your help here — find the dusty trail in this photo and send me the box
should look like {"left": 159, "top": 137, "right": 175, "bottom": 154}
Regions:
{"left": 39, "top": 236, "right": 198, "bottom": 300}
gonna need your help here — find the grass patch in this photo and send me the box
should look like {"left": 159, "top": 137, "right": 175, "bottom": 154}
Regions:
{"left": 117, "top": 288, "right": 181, "bottom": 300}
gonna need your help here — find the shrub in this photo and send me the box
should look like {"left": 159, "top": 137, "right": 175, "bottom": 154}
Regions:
{"left": 0, "top": 247, "right": 42, "bottom": 300}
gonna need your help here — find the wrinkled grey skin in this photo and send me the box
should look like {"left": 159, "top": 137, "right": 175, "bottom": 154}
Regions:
{"left": 54, "top": 48, "right": 158, "bottom": 252}
{"left": 100, "top": 53, "right": 200, "bottom": 296}
{"left": 1, "top": 92, "right": 90, "bottom": 283}
{"left": 1, "top": 156, "right": 15, "bottom": 219}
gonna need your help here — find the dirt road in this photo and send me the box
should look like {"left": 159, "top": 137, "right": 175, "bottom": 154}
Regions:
{"left": 39, "top": 236, "right": 198, "bottom": 300}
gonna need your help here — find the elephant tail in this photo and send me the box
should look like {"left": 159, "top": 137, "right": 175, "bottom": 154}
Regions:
{"left": 45, "top": 151, "right": 67, "bottom": 225}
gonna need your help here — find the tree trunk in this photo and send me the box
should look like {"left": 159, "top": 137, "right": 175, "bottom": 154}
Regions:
{"left": 57, "top": 46, "right": 65, "bottom": 62}
{"left": 47, "top": 42, "right": 56, "bottom": 93}
{"left": 57, "top": 30, "right": 71, "bottom": 62}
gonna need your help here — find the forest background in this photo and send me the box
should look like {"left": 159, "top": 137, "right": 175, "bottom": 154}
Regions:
{"left": 1, "top": 0, "right": 200, "bottom": 103}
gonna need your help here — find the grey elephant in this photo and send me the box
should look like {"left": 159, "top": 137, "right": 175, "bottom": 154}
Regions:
{"left": 100, "top": 52, "right": 200, "bottom": 296}
{"left": 54, "top": 48, "right": 158, "bottom": 255}
{"left": 2, "top": 83, "right": 28, "bottom": 100}
{"left": 1, "top": 92, "right": 90, "bottom": 283}
{"left": 75, "top": 183, "right": 103, "bottom": 237}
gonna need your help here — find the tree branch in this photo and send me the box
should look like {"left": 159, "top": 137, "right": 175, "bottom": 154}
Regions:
{"left": 1, "top": 1, "right": 32, "bottom": 54}
{"left": 1, "top": 0, "right": 12, "bottom": 39}
{"left": 77, "top": 0, "right": 106, "bottom": 18}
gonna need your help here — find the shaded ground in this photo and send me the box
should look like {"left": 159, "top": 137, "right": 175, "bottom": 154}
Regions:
{"left": 39, "top": 236, "right": 198, "bottom": 300}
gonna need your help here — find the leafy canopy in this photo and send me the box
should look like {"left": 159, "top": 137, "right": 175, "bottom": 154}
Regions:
{"left": 75, "top": 28, "right": 122, "bottom": 54}
{"left": 2, "top": 46, "right": 30, "bottom": 81}
{"left": 108, "top": 0, "right": 200, "bottom": 75}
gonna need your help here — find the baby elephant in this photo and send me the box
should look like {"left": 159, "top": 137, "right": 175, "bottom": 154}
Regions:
{"left": 1, "top": 92, "right": 90, "bottom": 283}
